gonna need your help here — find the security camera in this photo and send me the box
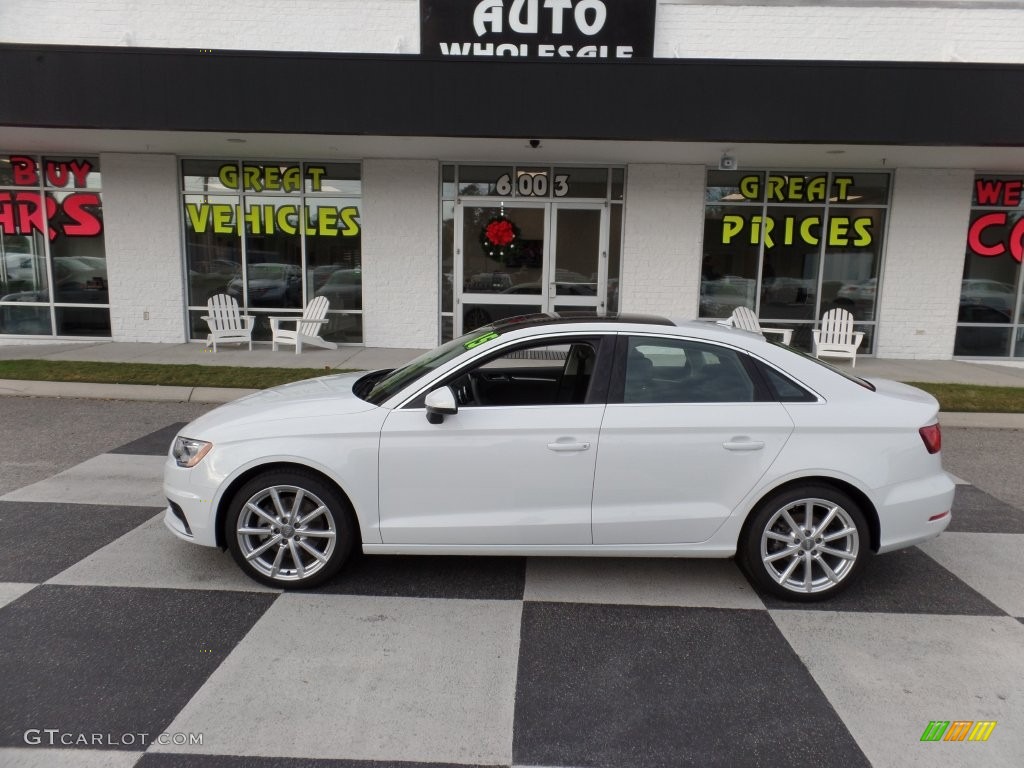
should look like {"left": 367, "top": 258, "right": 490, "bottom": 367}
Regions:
{"left": 718, "top": 154, "right": 737, "bottom": 171}
{"left": 529, "top": 139, "right": 541, "bottom": 149}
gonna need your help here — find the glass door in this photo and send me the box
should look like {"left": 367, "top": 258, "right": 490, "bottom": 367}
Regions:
{"left": 550, "top": 203, "right": 605, "bottom": 317}
{"left": 457, "top": 202, "right": 547, "bottom": 334}
{"left": 456, "top": 201, "right": 607, "bottom": 334}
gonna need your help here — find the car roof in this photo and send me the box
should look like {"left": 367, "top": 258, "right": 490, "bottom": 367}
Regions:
{"left": 487, "top": 312, "right": 676, "bottom": 334}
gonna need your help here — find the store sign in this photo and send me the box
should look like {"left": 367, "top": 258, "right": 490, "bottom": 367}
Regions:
{"left": 718, "top": 174, "right": 875, "bottom": 249}
{"left": 420, "top": 0, "right": 656, "bottom": 60}
{"left": 968, "top": 177, "right": 1024, "bottom": 262}
{"left": 185, "top": 163, "right": 360, "bottom": 237}
{"left": 496, "top": 171, "right": 569, "bottom": 197}
{"left": 0, "top": 155, "right": 102, "bottom": 240}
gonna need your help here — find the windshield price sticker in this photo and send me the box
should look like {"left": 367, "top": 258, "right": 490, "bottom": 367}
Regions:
{"left": 464, "top": 331, "right": 500, "bottom": 349}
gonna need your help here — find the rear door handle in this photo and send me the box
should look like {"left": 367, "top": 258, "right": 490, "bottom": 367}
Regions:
{"left": 547, "top": 441, "right": 591, "bottom": 452}
{"left": 723, "top": 438, "right": 765, "bottom": 451}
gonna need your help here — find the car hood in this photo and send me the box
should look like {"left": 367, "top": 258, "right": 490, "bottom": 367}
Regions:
{"left": 180, "top": 372, "right": 379, "bottom": 438}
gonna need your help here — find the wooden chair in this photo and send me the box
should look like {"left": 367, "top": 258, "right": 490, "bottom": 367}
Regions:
{"left": 726, "top": 306, "right": 793, "bottom": 345}
{"left": 201, "top": 294, "right": 254, "bottom": 352}
{"left": 813, "top": 308, "right": 865, "bottom": 366}
{"left": 270, "top": 295, "right": 338, "bottom": 354}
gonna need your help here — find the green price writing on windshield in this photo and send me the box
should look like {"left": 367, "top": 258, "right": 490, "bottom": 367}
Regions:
{"left": 464, "top": 331, "right": 499, "bottom": 350}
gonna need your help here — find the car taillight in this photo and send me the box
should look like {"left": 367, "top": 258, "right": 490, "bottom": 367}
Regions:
{"left": 919, "top": 423, "right": 941, "bottom": 454}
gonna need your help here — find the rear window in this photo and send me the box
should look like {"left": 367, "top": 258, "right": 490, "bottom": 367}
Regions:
{"left": 755, "top": 362, "right": 818, "bottom": 402}
{"left": 771, "top": 341, "right": 876, "bottom": 391}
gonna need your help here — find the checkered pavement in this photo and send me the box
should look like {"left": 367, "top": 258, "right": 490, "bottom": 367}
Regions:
{"left": 0, "top": 422, "right": 1021, "bottom": 768}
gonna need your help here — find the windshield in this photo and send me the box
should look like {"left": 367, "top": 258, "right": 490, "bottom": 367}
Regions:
{"left": 359, "top": 326, "right": 503, "bottom": 406}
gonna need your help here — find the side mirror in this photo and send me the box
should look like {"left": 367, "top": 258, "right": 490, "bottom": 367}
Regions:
{"left": 425, "top": 386, "right": 458, "bottom": 424}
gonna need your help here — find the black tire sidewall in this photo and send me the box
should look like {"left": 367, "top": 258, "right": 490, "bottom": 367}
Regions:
{"left": 740, "top": 484, "right": 870, "bottom": 602}
{"left": 225, "top": 468, "right": 355, "bottom": 589}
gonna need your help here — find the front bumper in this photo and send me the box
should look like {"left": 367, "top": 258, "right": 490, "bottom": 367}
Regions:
{"left": 163, "top": 457, "right": 221, "bottom": 547}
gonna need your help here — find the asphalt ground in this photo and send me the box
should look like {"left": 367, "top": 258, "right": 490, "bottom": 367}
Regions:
{"left": 0, "top": 397, "right": 1021, "bottom": 767}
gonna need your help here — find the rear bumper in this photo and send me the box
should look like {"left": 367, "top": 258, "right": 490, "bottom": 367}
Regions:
{"left": 875, "top": 472, "right": 955, "bottom": 554}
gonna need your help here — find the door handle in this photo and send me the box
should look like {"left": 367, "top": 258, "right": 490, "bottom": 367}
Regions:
{"left": 547, "top": 440, "right": 591, "bottom": 452}
{"left": 723, "top": 438, "right": 765, "bottom": 451}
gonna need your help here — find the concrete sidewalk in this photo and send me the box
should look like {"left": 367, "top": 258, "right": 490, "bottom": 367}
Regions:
{"left": 1, "top": 340, "right": 1023, "bottom": 427}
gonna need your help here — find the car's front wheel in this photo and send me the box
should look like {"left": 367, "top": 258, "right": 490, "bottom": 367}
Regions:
{"left": 225, "top": 469, "right": 354, "bottom": 589}
{"left": 739, "top": 485, "right": 870, "bottom": 602}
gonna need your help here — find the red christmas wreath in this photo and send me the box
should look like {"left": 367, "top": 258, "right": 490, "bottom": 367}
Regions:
{"left": 480, "top": 216, "right": 521, "bottom": 262}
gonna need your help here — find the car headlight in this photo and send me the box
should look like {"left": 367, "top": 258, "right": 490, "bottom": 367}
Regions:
{"left": 172, "top": 436, "right": 212, "bottom": 468}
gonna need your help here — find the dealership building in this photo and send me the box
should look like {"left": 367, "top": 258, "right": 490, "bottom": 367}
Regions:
{"left": 1, "top": 0, "right": 1024, "bottom": 358}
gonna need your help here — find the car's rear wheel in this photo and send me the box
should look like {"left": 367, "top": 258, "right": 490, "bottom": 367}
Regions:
{"left": 739, "top": 485, "right": 869, "bottom": 602}
{"left": 226, "top": 469, "right": 354, "bottom": 589}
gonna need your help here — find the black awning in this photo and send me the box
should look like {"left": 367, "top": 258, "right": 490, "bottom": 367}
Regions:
{"left": 1, "top": 44, "right": 1022, "bottom": 146}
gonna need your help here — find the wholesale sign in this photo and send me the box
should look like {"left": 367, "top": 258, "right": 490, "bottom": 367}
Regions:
{"left": 421, "top": 0, "right": 656, "bottom": 60}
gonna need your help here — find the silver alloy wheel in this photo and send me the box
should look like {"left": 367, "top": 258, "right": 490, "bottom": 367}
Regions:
{"left": 760, "top": 497, "right": 860, "bottom": 594}
{"left": 236, "top": 484, "right": 337, "bottom": 582}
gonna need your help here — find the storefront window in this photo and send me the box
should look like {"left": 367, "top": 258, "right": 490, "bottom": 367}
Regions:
{"left": 0, "top": 154, "right": 108, "bottom": 337}
{"left": 701, "top": 170, "right": 890, "bottom": 353}
{"left": 182, "top": 160, "right": 362, "bottom": 343}
{"left": 955, "top": 174, "right": 1024, "bottom": 356}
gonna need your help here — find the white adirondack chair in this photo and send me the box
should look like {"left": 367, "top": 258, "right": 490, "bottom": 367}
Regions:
{"left": 202, "top": 294, "right": 254, "bottom": 352}
{"left": 270, "top": 295, "right": 338, "bottom": 354}
{"left": 813, "top": 308, "right": 865, "bottom": 366}
{"left": 725, "top": 306, "right": 794, "bottom": 345}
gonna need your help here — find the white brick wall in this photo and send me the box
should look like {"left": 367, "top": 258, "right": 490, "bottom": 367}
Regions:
{"left": 875, "top": 168, "right": 973, "bottom": 359}
{"left": 621, "top": 164, "right": 706, "bottom": 319}
{"left": 0, "top": 0, "right": 419, "bottom": 53}
{"left": 361, "top": 159, "right": 439, "bottom": 348}
{"left": 656, "top": 2, "right": 1024, "bottom": 63}
{"left": 100, "top": 153, "right": 187, "bottom": 343}
{"left": 1, "top": 1, "right": 1021, "bottom": 63}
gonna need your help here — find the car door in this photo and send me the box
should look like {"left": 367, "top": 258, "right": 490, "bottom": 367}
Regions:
{"left": 378, "top": 334, "right": 612, "bottom": 546}
{"left": 592, "top": 334, "right": 795, "bottom": 545}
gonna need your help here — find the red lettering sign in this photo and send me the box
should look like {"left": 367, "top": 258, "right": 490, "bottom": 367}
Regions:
{"left": 968, "top": 211, "right": 1024, "bottom": 263}
{"left": 11, "top": 155, "right": 38, "bottom": 186}
{"left": 0, "top": 191, "right": 102, "bottom": 240}
{"left": 975, "top": 178, "right": 1023, "bottom": 207}
{"left": 6, "top": 156, "right": 95, "bottom": 189}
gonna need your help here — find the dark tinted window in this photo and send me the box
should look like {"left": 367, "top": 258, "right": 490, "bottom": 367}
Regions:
{"left": 623, "top": 337, "right": 755, "bottom": 403}
{"left": 757, "top": 361, "right": 817, "bottom": 402}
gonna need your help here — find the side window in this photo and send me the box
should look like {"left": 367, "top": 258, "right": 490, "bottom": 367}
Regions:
{"left": 623, "top": 336, "right": 756, "bottom": 404}
{"left": 448, "top": 338, "right": 601, "bottom": 408}
{"left": 756, "top": 361, "right": 818, "bottom": 403}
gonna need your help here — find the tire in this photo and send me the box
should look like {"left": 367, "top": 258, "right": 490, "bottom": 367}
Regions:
{"left": 225, "top": 468, "right": 355, "bottom": 589}
{"left": 738, "top": 484, "right": 870, "bottom": 602}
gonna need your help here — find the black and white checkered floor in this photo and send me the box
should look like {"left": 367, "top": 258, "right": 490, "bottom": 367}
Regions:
{"left": 0, "top": 421, "right": 1021, "bottom": 768}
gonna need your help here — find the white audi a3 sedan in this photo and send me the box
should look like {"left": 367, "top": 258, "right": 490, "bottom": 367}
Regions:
{"left": 164, "top": 314, "right": 953, "bottom": 601}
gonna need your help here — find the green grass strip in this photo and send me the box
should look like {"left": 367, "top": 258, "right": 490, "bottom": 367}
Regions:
{"left": 0, "top": 359, "right": 357, "bottom": 390}
{"left": 0, "top": 360, "right": 1021, "bottom": 412}
{"left": 906, "top": 382, "right": 1024, "bottom": 414}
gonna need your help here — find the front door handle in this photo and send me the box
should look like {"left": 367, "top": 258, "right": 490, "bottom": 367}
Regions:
{"left": 547, "top": 440, "right": 591, "bottom": 452}
{"left": 723, "top": 438, "right": 765, "bottom": 451}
